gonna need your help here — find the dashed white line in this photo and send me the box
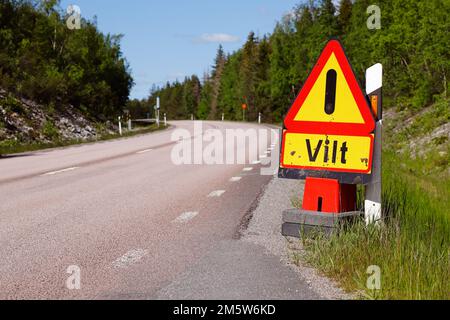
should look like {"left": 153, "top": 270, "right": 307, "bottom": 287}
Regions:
{"left": 259, "top": 155, "right": 268, "bottom": 159}
{"left": 112, "top": 249, "right": 148, "bottom": 269}
{"left": 136, "top": 149, "right": 153, "bottom": 154}
{"left": 243, "top": 167, "right": 254, "bottom": 172}
{"left": 42, "top": 167, "right": 79, "bottom": 176}
{"left": 230, "top": 177, "right": 242, "bottom": 182}
{"left": 172, "top": 211, "right": 199, "bottom": 224}
{"left": 208, "top": 190, "right": 226, "bottom": 198}
{"left": 252, "top": 160, "right": 261, "bottom": 165}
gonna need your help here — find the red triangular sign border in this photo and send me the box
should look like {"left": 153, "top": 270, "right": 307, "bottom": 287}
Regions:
{"left": 284, "top": 40, "right": 375, "bottom": 135}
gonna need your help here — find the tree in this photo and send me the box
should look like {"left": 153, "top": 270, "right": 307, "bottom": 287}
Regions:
{"left": 239, "top": 31, "right": 259, "bottom": 121}
{"left": 209, "top": 45, "right": 227, "bottom": 120}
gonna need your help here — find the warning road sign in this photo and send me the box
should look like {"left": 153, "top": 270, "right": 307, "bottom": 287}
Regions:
{"left": 284, "top": 40, "right": 375, "bottom": 136}
{"left": 280, "top": 40, "right": 375, "bottom": 178}
{"left": 281, "top": 132, "right": 374, "bottom": 173}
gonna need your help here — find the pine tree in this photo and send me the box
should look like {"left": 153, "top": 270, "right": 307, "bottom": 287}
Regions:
{"left": 209, "top": 45, "right": 227, "bottom": 120}
{"left": 239, "top": 31, "right": 259, "bottom": 121}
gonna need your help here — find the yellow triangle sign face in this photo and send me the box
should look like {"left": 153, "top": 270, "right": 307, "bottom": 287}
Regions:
{"left": 284, "top": 40, "right": 375, "bottom": 135}
{"left": 294, "top": 53, "right": 365, "bottom": 124}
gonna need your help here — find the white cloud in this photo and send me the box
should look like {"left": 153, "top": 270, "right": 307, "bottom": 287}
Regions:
{"left": 196, "top": 33, "right": 240, "bottom": 44}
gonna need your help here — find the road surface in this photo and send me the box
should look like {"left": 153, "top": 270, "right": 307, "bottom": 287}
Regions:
{"left": 0, "top": 121, "right": 281, "bottom": 299}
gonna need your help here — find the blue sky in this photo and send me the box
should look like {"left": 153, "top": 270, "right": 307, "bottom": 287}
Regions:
{"left": 60, "top": 0, "right": 302, "bottom": 99}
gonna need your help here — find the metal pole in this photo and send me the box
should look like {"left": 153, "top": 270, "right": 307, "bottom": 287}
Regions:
{"left": 365, "top": 63, "right": 383, "bottom": 225}
{"left": 164, "top": 113, "right": 167, "bottom": 127}
{"left": 128, "top": 119, "right": 132, "bottom": 131}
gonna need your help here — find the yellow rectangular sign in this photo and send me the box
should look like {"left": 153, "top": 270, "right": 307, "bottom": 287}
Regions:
{"left": 281, "top": 132, "right": 373, "bottom": 174}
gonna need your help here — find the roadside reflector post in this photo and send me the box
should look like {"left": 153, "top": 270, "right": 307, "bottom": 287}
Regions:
{"left": 128, "top": 119, "right": 132, "bottom": 131}
{"left": 118, "top": 116, "right": 122, "bottom": 136}
{"left": 258, "top": 112, "right": 262, "bottom": 124}
{"left": 279, "top": 40, "right": 376, "bottom": 238}
{"left": 222, "top": 113, "right": 225, "bottom": 121}
{"left": 365, "top": 63, "right": 383, "bottom": 225}
{"left": 156, "top": 97, "right": 161, "bottom": 127}
{"left": 164, "top": 113, "right": 167, "bottom": 127}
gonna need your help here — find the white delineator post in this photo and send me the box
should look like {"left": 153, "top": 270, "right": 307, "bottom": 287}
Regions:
{"left": 258, "top": 112, "right": 262, "bottom": 124}
{"left": 156, "top": 97, "right": 160, "bottom": 127}
{"left": 365, "top": 63, "right": 383, "bottom": 225}
{"left": 164, "top": 113, "right": 167, "bottom": 127}
{"left": 222, "top": 113, "right": 224, "bottom": 121}
{"left": 118, "top": 116, "right": 122, "bottom": 136}
{"left": 128, "top": 119, "right": 132, "bottom": 131}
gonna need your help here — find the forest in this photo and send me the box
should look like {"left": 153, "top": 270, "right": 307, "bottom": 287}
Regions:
{"left": 136, "top": 0, "right": 449, "bottom": 123}
{"left": 0, "top": 0, "right": 133, "bottom": 119}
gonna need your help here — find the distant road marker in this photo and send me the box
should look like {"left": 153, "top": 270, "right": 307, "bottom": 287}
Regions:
{"left": 230, "top": 177, "right": 242, "bottom": 182}
{"left": 243, "top": 167, "right": 253, "bottom": 172}
{"left": 42, "top": 167, "right": 79, "bottom": 176}
{"left": 252, "top": 160, "right": 261, "bottom": 165}
{"left": 173, "top": 211, "right": 199, "bottom": 224}
{"left": 113, "top": 249, "right": 148, "bottom": 269}
{"left": 136, "top": 149, "right": 153, "bottom": 154}
{"left": 208, "top": 190, "right": 226, "bottom": 198}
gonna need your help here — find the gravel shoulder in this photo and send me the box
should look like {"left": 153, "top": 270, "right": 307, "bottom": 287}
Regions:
{"left": 241, "top": 177, "right": 353, "bottom": 300}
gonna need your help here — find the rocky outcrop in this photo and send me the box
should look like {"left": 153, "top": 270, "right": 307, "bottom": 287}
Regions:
{"left": 0, "top": 89, "right": 114, "bottom": 146}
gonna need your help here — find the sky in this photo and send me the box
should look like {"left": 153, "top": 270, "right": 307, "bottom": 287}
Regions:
{"left": 59, "top": 0, "right": 302, "bottom": 99}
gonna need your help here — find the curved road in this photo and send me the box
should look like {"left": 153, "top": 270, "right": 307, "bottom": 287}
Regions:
{"left": 0, "top": 121, "right": 276, "bottom": 299}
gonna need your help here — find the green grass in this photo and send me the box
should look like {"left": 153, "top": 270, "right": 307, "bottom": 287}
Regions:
{"left": 299, "top": 151, "right": 449, "bottom": 300}
{"left": 0, "top": 123, "right": 168, "bottom": 156}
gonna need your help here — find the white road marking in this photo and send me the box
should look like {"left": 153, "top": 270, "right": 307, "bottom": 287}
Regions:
{"left": 243, "top": 167, "right": 253, "bottom": 172}
{"left": 259, "top": 155, "right": 267, "bottom": 159}
{"left": 112, "top": 249, "right": 148, "bottom": 269}
{"left": 208, "top": 190, "right": 226, "bottom": 198}
{"left": 252, "top": 160, "right": 261, "bottom": 165}
{"left": 265, "top": 150, "right": 271, "bottom": 154}
{"left": 268, "top": 147, "right": 274, "bottom": 151}
{"left": 173, "top": 211, "right": 199, "bottom": 223}
{"left": 136, "top": 149, "right": 153, "bottom": 154}
{"left": 42, "top": 167, "right": 79, "bottom": 176}
{"left": 230, "top": 177, "right": 242, "bottom": 182}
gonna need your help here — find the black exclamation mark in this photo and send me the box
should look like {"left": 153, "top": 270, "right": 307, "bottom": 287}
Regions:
{"left": 325, "top": 69, "right": 337, "bottom": 115}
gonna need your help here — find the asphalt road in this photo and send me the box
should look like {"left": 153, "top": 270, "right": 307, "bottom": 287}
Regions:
{"left": 0, "top": 121, "right": 281, "bottom": 299}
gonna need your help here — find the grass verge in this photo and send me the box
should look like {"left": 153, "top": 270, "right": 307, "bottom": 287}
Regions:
{"left": 299, "top": 151, "right": 449, "bottom": 300}
{"left": 0, "top": 124, "right": 168, "bottom": 156}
